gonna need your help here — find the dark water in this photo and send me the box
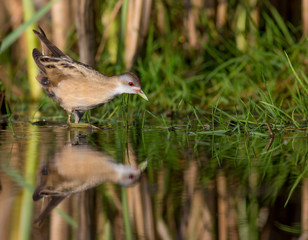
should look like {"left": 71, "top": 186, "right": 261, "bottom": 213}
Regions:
{"left": 0, "top": 120, "right": 307, "bottom": 240}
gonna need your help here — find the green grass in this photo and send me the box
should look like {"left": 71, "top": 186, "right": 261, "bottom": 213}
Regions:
{"left": 1, "top": 1, "right": 307, "bottom": 130}
{"left": 93, "top": 3, "right": 307, "bottom": 129}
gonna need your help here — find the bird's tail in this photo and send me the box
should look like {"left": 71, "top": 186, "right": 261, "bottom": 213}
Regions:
{"left": 33, "top": 26, "right": 70, "bottom": 60}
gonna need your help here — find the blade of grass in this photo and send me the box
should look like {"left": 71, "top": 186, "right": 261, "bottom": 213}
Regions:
{"left": 197, "top": 130, "right": 230, "bottom": 135}
{"left": 284, "top": 166, "right": 308, "bottom": 207}
{"left": 0, "top": 0, "right": 59, "bottom": 53}
{"left": 260, "top": 101, "right": 293, "bottom": 122}
{"left": 56, "top": 209, "right": 78, "bottom": 228}
{"left": 146, "top": 110, "right": 163, "bottom": 123}
{"left": 285, "top": 52, "right": 308, "bottom": 94}
{"left": 265, "top": 1, "right": 294, "bottom": 45}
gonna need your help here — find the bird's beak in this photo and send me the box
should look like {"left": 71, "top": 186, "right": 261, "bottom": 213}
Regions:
{"left": 137, "top": 90, "right": 149, "bottom": 101}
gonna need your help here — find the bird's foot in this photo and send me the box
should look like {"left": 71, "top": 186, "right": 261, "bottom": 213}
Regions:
{"left": 68, "top": 123, "right": 100, "bottom": 129}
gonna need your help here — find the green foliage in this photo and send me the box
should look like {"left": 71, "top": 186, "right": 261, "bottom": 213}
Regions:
{"left": 1, "top": 0, "right": 307, "bottom": 127}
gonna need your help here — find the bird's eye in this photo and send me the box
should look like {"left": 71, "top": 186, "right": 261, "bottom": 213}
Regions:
{"left": 128, "top": 174, "right": 134, "bottom": 180}
{"left": 128, "top": 82, "right": 134, "bottom": 86}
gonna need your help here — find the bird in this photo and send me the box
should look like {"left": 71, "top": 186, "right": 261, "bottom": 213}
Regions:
{"left": 33, "top": 143, "right": 142, "bottom": 200}
{"left": 32, "top": 141, "right": 143, "bottom": 225}
{"left": 32, "top": 26, "right": 148, "bottom": 125}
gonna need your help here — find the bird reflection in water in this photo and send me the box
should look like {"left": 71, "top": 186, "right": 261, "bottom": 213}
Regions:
{"left": 33, "top": 131, "right": 145, "bottom": 225}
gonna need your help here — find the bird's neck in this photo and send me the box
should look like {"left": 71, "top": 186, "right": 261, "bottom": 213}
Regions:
{"left": 108, "top": 75, "right": 127, "bottom": 95}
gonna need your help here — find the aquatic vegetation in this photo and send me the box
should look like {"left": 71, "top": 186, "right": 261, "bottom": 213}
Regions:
{"left": 0, "top": 113, "right": 307, "bottom": 239}
{"left": 0, "top": 1, "right": 307, "bottom": 239}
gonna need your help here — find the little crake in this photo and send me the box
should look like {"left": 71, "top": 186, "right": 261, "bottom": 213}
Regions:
{"left": 32, "top": 26, "right": 148, "bottom": 124}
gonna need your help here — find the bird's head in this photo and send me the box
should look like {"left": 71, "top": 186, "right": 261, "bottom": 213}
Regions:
{"left": 118, "top": 72, "right": 148, "bottom": 101}
{"left": 117, "top": 166, "right": 142, "bottom": 186}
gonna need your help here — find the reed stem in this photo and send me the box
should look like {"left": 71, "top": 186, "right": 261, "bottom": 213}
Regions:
{"left": 22, "top": 0, "right": 40, "bottom": 100}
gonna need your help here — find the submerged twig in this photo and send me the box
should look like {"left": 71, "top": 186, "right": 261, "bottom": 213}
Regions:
{"left": 266, "top": 122, "right": 275, "bottom": 151}
{"left": 266, "top": 137, "right": 274, "bottom": 152}
{"left": 266, "top": 122, "right": 274, "bottom": 137}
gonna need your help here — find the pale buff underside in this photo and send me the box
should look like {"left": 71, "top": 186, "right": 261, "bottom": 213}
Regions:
{"left": 52, "top": 76, "right": 119, "bottom": 113}
{"left": 37, "top": 144, "right": 140, "bottom": 196}
{"left": 37, "top": 58, "right": 120, "bottom": 113}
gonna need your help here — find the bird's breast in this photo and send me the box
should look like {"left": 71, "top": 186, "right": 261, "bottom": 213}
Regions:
{"left": 51, "top": 79, "right": 118, "bottom": 112}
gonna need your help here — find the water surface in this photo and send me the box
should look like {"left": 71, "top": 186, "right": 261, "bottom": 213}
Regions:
{"left": 0, "top": 120, "right": 307, "bottom": 239}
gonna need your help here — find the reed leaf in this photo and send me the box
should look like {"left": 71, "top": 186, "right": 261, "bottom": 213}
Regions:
{"left": 0, "top": 0, "right": 59, "bottom": 54}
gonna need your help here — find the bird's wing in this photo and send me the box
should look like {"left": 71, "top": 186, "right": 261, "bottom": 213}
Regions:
{"left": 32, "top": 48, "right": 89, "bottom": 87}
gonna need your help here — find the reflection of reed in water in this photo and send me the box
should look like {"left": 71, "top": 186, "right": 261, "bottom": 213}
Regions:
{"left": 33, "top": 139, "right": 142, "bottom": 225}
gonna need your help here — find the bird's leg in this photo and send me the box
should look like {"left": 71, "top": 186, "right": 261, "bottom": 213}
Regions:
{"left": 67, "top": 114, "right": 71, "bottom": 124}
{"left": 68, "top": 111, "right": 99, "bottom": 129}
{"left": 73, "top": 111, "right": 84, "bottom": 124}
